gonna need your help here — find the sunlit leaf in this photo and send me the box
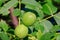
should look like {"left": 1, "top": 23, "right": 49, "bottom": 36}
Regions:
{"left": 56, "top": 33, "right": 60, "bottom": 40}
{"left": 22, "top": 0, "right": 44, "bottom": 19}
{"left": 42, "top": 3, "right": 57, "bottom": 15}
{"left": 0, "top": 0, "right": 18, "bottom": 15}
{"left": 45, "top": 0, "right": 52, "bottom": 4}
{"left": 22, "top": 0, "right": 42, "bottom": 9}
{"left": 54, "top": 12, "right": 60, "bottom": 25}
{"left": 36, "top": 30, "right": 43, "bottom": 40}
{"left": 40, "top": 20, "right": 53, "bottom": 33}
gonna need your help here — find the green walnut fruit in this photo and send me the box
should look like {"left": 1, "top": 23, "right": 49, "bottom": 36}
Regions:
{"left": 14, "top": 24, "right": 28, "bottom": 38}
{"left": 22, "top": 12, "right": 36, "bottom": 26}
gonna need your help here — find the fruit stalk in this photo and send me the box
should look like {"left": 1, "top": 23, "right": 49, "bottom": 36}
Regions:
{"left": 9, "top": 7, "right": 18, "bottom": 27}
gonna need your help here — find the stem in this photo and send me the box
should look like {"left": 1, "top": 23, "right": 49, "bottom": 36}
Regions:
{"left": 19, "top": 0, "right": 21, "bottom": 10}
{"left": 9, "top": 7, "right": 18, "bottom": 27}
{"left": 18, "top": 18, "right": 20, "bottom": 25}
{"left": 18, "top": 0, "right": 21, "bottom": 25}
{"left": 18, "top": 0, "right": 21, "bottom": 14}
{"left": 39, "top": 14, "right": 55, "bottom": 22}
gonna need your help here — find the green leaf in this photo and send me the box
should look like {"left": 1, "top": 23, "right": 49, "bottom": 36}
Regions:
{"left": 45, "top": 0, "right": 52, "bottom": 4}
{"left": 0, "top": 0, "right": 3, "bottom": 6}
{"left": 13, "top": 8, "right": 20, "bottom": 16}
{"left": 26, "top": 5, "right": 44, "bottom": 19}
{"left": 31, "top": 31, "right": 37, "bottom": 36}
{"left": 34, "top": 21, "right": 44, "bottom": 32}
{"left": 20, "top": 10, "right": 25, "bottom": 17}
{"left": 54, "top": 0, "right": 60, "bottom": 3}
{"left": 0, "top": 0, "right": 18, "bottom": 15}
{"left": 42, "top": 3, "right": 57, "bottom": 15}
{"left": 54, "top": 12, "right": 60, "bottom": 25}
{"left": 22, "top": 0, "right": 42, "bottom": 9}
{"left": 56, "top": 33, "right": 60, "bottom": 40}
{"left": 40, "top": 32, "right": 55, "bottom": 40}
{"left": 35, "top": 8, "right": 44, "bottom": 19}
{"left": 1, "top": 0, "right": 8, "bottom": 3}
{"left": 56, "top": 35, "right": 60, "bottom": 40}
{"left": 40, "top": 20, "right": 53, "bottom": 33}
{"left": 36, "top": 30, "right": 43, "bottom": 40}
{"left": 0, "top": 20, "right": 9, "bottom": 32}
{"left": 50, "top": 25, "right": 60, "bottom": 33}
{"left": 22, "top": 0, "right": 44, "bottom": 19}
{"left": 0, "top": 32, "right": 10, "bottom": 40}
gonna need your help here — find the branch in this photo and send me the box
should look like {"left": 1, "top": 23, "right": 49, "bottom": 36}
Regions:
{"left": 39, "top": 13, "right": 60, "bottom": 23}
{"left": 9, "top": 7, "right": 18, "bottom": 27}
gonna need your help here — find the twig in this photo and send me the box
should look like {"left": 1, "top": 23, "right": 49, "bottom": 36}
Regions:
{"left": 9, "top": 7, "right": 18, "bottom": 27}
{"left": 19, "top": 0, "right": 23, "bottom": 40}
{"left": 39, "top": 14, "right": 56, "bottom": 23}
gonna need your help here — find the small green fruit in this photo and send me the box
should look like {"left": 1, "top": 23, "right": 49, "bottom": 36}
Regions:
{"left": 22, "top": 12, "right": 36, "bottom": 26}
{"left": 14, "top": 24, "right": 28, "bottom": 38}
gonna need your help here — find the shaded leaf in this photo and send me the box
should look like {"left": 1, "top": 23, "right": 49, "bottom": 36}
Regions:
{"left": 34, "top": 21, "right": 44, "bottom": 32}
{"left": 40, "top": 20, "right": 53, "bottom": 33}
{"left": 0, "top": 32, "right": 10, "bottom": 40}
{"left": 13, "top": 8, "right": 20, "bottom": 16}
{"left": 31, "top": 31, "right": 37, "bottom": 36}
{"left": 0, "top": 0, "right": 18, "bottom": 15}
{"left": 54, "top": 0, "right": 60, "bottom": 3}
{"left": 0, "top": 20, "right": 9, "bottom": 32}
{"left": 35, "top": 8, "right": 44, "bottom": 19}
{"left": 1, "top": 0, "right": 8, "bottom": 3}
{"left": 50, "top": 25, "right": 60, "bottom": 33}
{"left": 40, "top": 32, "right": 55, "bottom": 40}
